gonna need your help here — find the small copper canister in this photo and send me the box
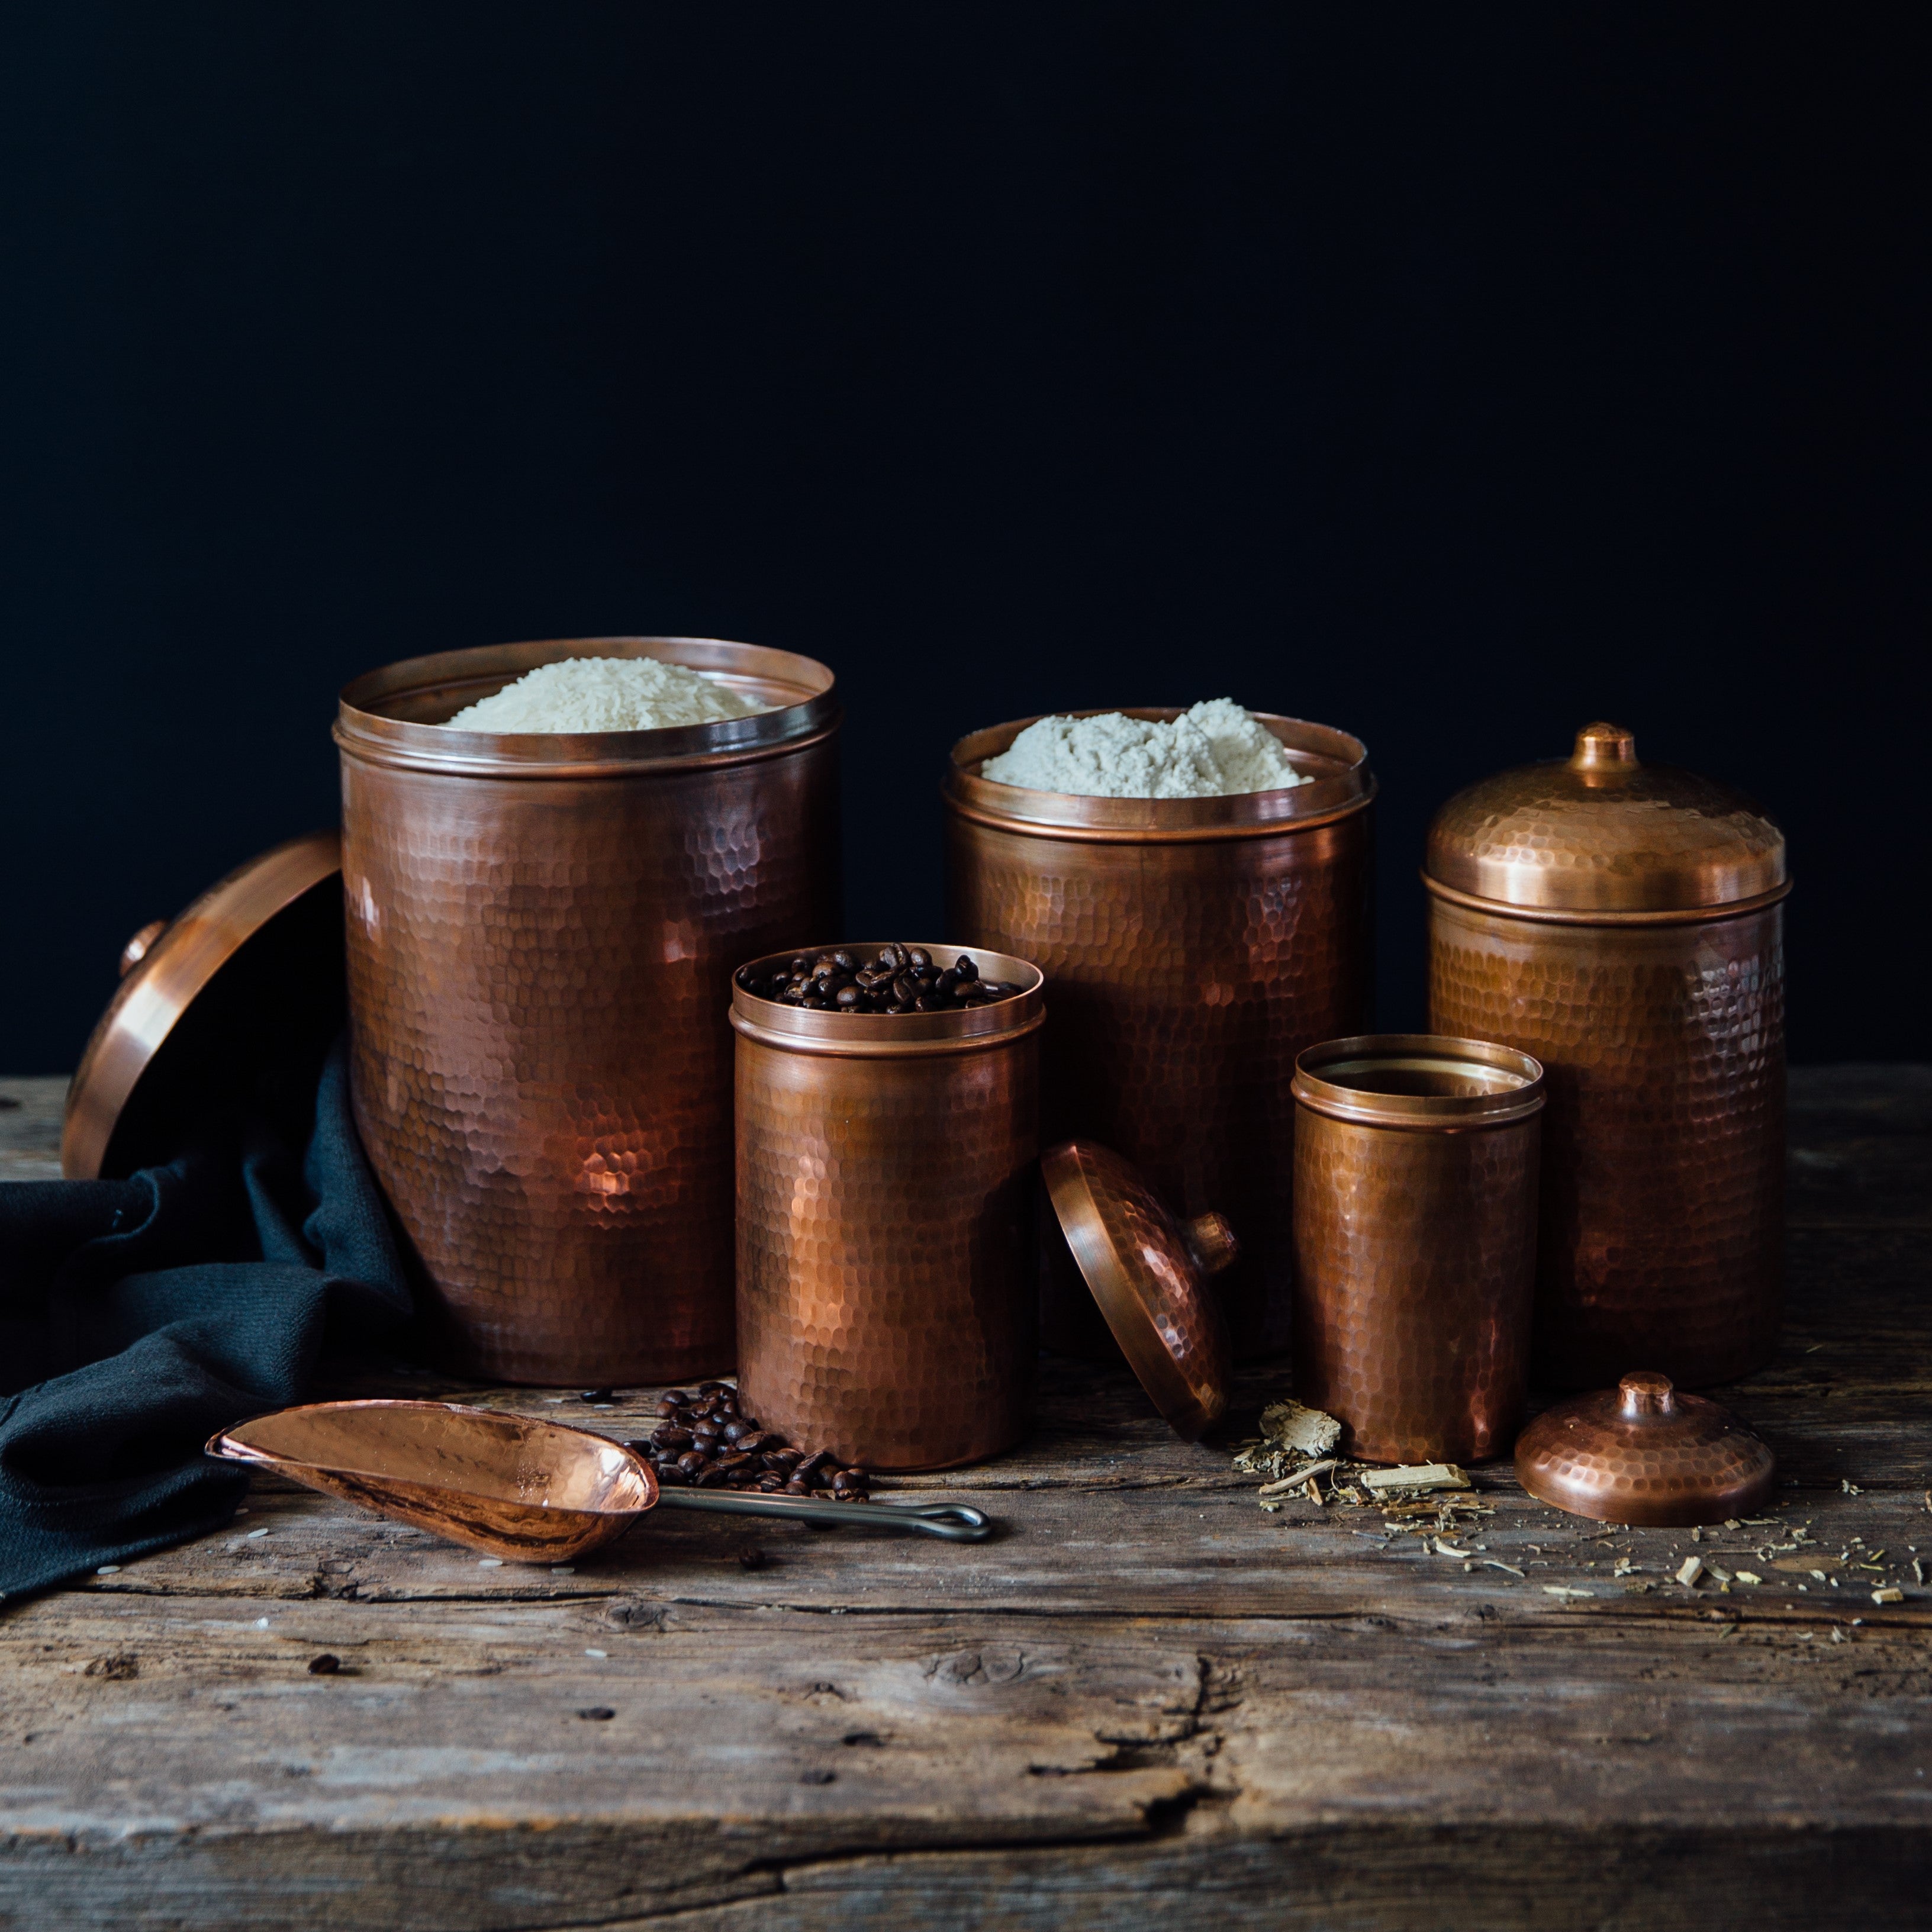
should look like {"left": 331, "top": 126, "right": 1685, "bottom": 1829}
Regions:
{"left": 732, "top": 945, "right": 1044, "bottom": 1471}
{"left": 1425, "top": 723, "right": 1789, "bottom": 1390}
{"left": 1292, "top": 1035, "right": 1545, "bottom": 1464}
{"left": 944, "top": 711, "right": 1374, "bottom": 1358}
{"left": 336, "top": 637, "right": 841, "bottom": 1386}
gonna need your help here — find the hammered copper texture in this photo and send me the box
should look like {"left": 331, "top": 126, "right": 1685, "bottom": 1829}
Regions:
{"left": 1513, "top": 1371, "right": 1776, "bottom": 1527}
{"left": 339, "top": 640, "right": 841, "bottom": 1386}
{"left": 1428, "top": 896, "right": 1784, "bottom": 1390}
{"left": 733, "top": 948, "right": 1041, "bottom": 1472}
{"left": 1041, "top": 1141, "right": 1232, "bottom": 1440}
{"left": 945, "top": 718, "right": 1373, "bottom": 1360}
{"left": 1292, "top": 1070, "right": 1541, "bottom": 1466}
{"left": 1427, "top": 722, "right": 1788, "bottom": 913}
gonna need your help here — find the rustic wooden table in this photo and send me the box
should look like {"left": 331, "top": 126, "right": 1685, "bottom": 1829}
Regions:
{"left": 1, "top": 1067, "right": 1927, "bottom": 1929}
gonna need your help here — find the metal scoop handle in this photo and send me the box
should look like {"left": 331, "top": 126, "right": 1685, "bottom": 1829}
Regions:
{"left": 656, "top": 1488, "right": 991, "bottom": 1540}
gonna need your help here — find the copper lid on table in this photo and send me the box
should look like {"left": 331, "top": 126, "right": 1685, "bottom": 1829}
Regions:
{"left": 1425, "top": 723, "right": 1789, "bottom": 920}
{"left": 1042, "top": 1139, "right": 1236, "bottom": 1441}
{"left": 1514, "top": 1371, "right": 1777, "bottom": 1527}
{"left": 62, "top": 830, "right": 344, "bottom": 1180}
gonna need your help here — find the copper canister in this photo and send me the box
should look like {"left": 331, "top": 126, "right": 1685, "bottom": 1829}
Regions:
{"left": 732, "top": 944, "right": 1044, "bottom": 1471}
{"left": 336, "top": 637, "right": 841, "bottom": 1385}
{"left": 1292, "top": 1035, "right": 1545, "bottom": 1464}
{"left": 1425, "top": 723, "right": 1789, "bottom": 1390}
{"left": 943, "top": 711, "right": 1374, "bottom": 1358}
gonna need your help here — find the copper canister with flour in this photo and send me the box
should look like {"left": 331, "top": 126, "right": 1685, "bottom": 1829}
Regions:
{"left": 336, "top": 637, "right": 841, "bottom": 1386}
{"left": 943, "top": 710, "right": 1374, "bottom": 1359}
{"left": 1425, "top": 722, "right": 1789, "bottom": 1389}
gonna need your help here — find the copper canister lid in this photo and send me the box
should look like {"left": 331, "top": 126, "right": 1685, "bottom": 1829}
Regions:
{"left": 63, "top": 830, "right": 344, "bottom": 1180}
{"left": 1042, "top": 1141, "right": 1236, "bottom": 1441}
{"left": 1425, "top": 722, "right": 1788, "bottom": 917}
{"left": 1514, "top": 1371, "right": 1777, "bottom": 1526}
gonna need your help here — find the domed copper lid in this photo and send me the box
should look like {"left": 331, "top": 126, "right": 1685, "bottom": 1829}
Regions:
{"left": 1042, "top": 1140, "right": 1235, "bottom": 1441}
{"left": 1514, "top": 1371, "right": 1776, "bottom": 1526}
{"left": 1425, "top": 723, "right": 1788, "bottom": 917}
{"left": 63, "top": 831, "right": 343, "bottom": 1180}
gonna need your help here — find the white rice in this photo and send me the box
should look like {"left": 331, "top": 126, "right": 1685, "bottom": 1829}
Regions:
{"left": 445, "top": 656, "right": 769, "bottom": 733}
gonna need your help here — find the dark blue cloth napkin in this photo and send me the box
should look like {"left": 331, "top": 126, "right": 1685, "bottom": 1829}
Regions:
{"left": 0, "top": 1039, "right": 413, "bottom": 1605}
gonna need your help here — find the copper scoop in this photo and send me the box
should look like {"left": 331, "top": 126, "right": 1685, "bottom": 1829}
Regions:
{"left": 205, "top": 1400, "right": 993, "bottom": 1563}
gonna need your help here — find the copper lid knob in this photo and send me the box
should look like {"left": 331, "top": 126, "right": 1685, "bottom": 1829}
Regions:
{"left": 1569, "top": 721, "right": 1638, "bottom": 771}
{"left": 118, "top": 920, "right": 169, "bottom": 978}
{"left": 1514, "top": 1371, "right": 1777, "bottom": 1527}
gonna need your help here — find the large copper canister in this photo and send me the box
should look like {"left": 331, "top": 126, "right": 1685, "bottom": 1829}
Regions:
{"left": 1292, "top": 1035, "right": 1545, "bottom": 1464}
{"left": 943, "top": 711, "right": 1374, "bottom": 1359}
{"left": 732, "top": 944, "right": 1044, "bottom": 1471}
{"left": 336, "top": 637, "right": 841, "bottom": 1386}
{"left": 1425, "top": 722, "right": 1789, "bottom": 1390}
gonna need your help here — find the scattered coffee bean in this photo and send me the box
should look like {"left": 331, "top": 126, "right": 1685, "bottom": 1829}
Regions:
{"left": 577, "top": 1388, "right": 615, "bottom": 1403}
{"left": 307, "top": 1654, "right": 341, "bottom": 1676}
{"left": 578, "top": 1706, "right": 616, "bottom": 1722}
{"left": 627, "top": 1382, "right": 876, "bottom": 1506}
{"left": 736, "top": 946, "right": 1025, "bottom": 1016}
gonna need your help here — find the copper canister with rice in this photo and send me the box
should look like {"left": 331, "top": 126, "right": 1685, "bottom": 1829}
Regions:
{"left": 1426, "top": 723, "right": 1789, "bottom": 1390}
{"left": 943, "top": 711, "right": 1374, "bottom": 1359}
{"left": 335, "top": 637, "right": 842, "bottom": 1386}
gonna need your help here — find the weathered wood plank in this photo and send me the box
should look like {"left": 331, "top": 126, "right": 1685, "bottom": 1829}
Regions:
{"left": 0, "top": 1076, "right": 64, "bottom": 1182}
{"left": 1, "top": 1063, "right": 1928, "bottom": 1927}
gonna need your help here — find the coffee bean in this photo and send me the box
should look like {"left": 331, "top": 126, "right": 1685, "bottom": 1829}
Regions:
{"left": 578, "top": 1706, "right": 616, "bottom": 1721}
{"left": 308, "top": 1654, "right": 341, "bottom": 1676}
{"left": 577, "top": 1388, "right": 614, "bottom": 1403}
{"left": 676, "top": 1451, "right": 707, "bottom": 1477}
{"left": 651, "top": 1424, "right": 693, "bottom": 1450}
{"left": 655, "top": 1463, "right": 687, "bottom": 1486}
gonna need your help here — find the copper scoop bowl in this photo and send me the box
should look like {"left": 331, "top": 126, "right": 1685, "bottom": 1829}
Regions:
{"left": 206, "top": 1400, "right": 993, "bottom": 1563}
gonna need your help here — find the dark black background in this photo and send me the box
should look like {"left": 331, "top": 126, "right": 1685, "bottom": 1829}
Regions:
{"left": 3, "top": 5, "right": 1924, "bottom": 1074}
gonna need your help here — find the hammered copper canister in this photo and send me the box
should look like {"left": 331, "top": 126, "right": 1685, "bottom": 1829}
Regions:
{"left": 732, "top": 944, "right": 1044, "bottom": 1471}
{"left": 1292, "top": 1035, "right": 1545, "bottom": 1464}
{"left": 944, "top": 711, "right": 1374, "bottom": 1359}
{"left": 336, "top": 637, "right": 841, "bottom": 1385}
{"left": 1425, "top": 722, "right": 1789, "bottom": 1390}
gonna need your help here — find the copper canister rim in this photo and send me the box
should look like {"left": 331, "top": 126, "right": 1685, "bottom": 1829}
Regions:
{"left": 1422, "top": 870, "right": 1794, "bottom": 929}
{"left": 336, "top": 636, "right": 839, "bottom": 779}
{"left": 730, "top": 943, "right": 1045, "bottom": 1059}
{"left": 1293, "top": 1033, "right": 1547, "bottom": 1131}
{"left": 944, "top": 709, "right": 1373, "bottom": 843}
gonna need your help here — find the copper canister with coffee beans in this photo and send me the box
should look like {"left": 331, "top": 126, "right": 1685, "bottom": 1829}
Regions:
{"left": 1425, "top": 722, "right": 1789, "bottom": 1390}
{"left": 731, "top": 942, "right": 1045, "bottom": 1471}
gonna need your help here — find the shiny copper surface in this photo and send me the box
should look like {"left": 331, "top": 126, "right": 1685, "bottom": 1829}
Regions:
{"left": 1041, "top": 1141, "right": 1234, "bottom": 1440}
{"left": 733, "top": 943, "right": 1043, "bottom": 1472}
{"left": 336, "top": 638, "right": 841, "bottom": 1386}
{"left": 1291, "top": 1035, "right": 1544, "bottom": 1465}
{"left": 1427, "top": 722, "right": 1788, "bottom": 914}
{"left": 944, "top": 710, "right": 1374, "bottom": 1359}
{"left": 207, "top": 1400, "right": 990, "bottom": 1561}
{"left": 1426, "top": 724, "right": 1787, "bottom": 1390}
{"left": 63, "top": 830, "right": 344, "bottom": 1180}
{"left": 118, "top": 920, "right": 169, "bottom": 978}
{"left": 1513, "top": 1371, "right": 1777, "bottom": 1527}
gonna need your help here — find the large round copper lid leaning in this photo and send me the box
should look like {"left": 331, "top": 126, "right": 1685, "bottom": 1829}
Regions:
{"left": 1425, "top": 722, "right": 1788, "bottom": 917}
{"left": 63, "top": 830, "right": 344, "bottom": 1180}
{"left": 1042, "top": 1140, "right": 1236, "bottom": 1441}
{"left": 1514, "top": 1371, "right": 1777, "bottom": 1527}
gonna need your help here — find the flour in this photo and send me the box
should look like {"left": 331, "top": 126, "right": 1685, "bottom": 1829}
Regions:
{"left": 445, "top": 657, "right": 769, "bottom": 733}
{"left": 979, "top": 700, "right": 1307, "bottom": 798}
